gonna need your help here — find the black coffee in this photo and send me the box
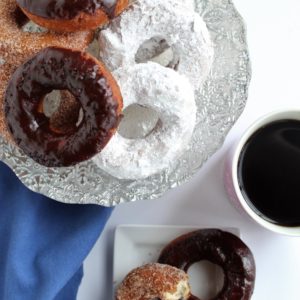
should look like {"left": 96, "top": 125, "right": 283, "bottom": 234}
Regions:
{"left": 238, "top": 119, "right": 300, "bottom": 227}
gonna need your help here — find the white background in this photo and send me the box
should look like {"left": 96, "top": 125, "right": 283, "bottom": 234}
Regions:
{"left": 78, "top": 0, "right": 300, "bottom": 299}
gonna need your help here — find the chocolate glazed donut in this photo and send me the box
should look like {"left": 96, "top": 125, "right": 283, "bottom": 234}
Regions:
{"left": 158, "top": 229, "right": 256, "bottom": 300}
{"left": 4, "top": 47, "right": 123, "bottom": 167}
{"left": 16, "top": 0, "right": 130, "bottom": 32}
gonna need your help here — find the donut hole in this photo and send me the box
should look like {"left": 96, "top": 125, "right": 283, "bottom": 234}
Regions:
{"left": 188, "top": 261, "right": 225, "bottom": 300}
{"left": 22, "top": 20, "right": 48, "bottom": 33}
{"left": 118, "top": 104, "right": 160, "bottom": 139}
{"left": 135, "top": 36, "right": 180, "bottom": 69}
{"left": 87, "top": 38, "right": 100, "bottom": 58}
{"left": 43, "top": 90, "right": 83, "bottom": 134}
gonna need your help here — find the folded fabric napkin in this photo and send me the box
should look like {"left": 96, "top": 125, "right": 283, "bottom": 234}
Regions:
{"left": 0, "top": 161, "right": 113, "bottom": 300}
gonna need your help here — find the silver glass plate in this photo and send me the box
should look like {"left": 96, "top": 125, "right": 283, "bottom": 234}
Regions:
{"left": 0, "top": 0, "right": 251, "bottom": 206}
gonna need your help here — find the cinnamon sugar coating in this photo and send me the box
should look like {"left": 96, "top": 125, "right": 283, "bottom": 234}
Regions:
{"left": 47, "top": 90, "right": 82, "bottom": 134}
{"left": 116, "top": 263, "right": 190, "bottom": 300}
{"left": 0, "top": 0, "right": 93, "bottom": 141}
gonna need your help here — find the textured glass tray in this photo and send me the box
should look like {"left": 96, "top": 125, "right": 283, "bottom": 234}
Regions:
{"left": 0, "top": 0, "right": 251, "bottom": 206}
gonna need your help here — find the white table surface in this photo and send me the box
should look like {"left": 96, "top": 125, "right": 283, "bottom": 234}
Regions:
{"left": 78, "top": 0, "right": 300, "bottom": 299}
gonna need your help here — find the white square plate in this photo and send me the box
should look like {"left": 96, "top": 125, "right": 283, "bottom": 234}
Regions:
{"left": 113, "top": 225, "right": 240, "bottom": 299}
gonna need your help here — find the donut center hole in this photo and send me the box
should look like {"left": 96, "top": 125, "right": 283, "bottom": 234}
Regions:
{"left": 22, "top": 20, "right": 48, "bottom": 33}
{"left": 43, "top": 90, "right": 83, "bottom": 134}
{"left": 118, "top": 104, "right": 160, "bottom": 139}
{"left": 188, "top": 261, "right": 225, "bottom": 300}
{"left": 135, "top": 36, "right": 180, "bottom": 69}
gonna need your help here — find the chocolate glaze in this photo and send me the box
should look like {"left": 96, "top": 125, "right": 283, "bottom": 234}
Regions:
{"left": 158, "top": 229, "right": 256, "bottom": 300}
{"left": 16, "top": 0, "right": 118, "bottom": 20}
{"left": 4, "top": 47, "right": 121, "bottom": 167}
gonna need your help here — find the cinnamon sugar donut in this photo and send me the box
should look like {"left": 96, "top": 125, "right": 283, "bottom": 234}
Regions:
{"left": 16, "top": 0, "right": 130, "bottom": 32}
{"left": 0, "top": 0, "right": 93, "bottom": 140}
{"left": 116, "top": 263, "right": 190, "bottom": 300}
{"left": 4, "top": 47, "right": 123, "bottom": 167}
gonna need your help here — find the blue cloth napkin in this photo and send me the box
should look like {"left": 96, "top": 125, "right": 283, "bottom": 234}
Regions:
{"left": 0, "top": 161, "right": 113, "bottom": 300}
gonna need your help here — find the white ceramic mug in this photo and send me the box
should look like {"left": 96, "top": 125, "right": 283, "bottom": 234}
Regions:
{"left": 225, "top": 109, "right": 300, "bottom": 236}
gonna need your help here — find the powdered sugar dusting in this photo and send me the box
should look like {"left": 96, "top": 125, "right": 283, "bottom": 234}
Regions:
{"left": 93, "top": 62, "right": 196, "bottom": 179}
{"left": 98, "top": 0, "right": 214, "bottom": 89}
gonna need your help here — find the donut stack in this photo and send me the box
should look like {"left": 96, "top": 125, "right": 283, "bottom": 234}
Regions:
{"left": 0, "top": 0, "right": 214, "bottom": 179}
{"left": 94, "top": 0, "right": 214, "bottom": 179}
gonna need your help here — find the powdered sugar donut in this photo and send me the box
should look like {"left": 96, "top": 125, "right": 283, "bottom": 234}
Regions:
{"left": 93, "top": 62, "right": 196, "bottom": 180}
{"left": 98, "top": 0, "right": 213, "bottom": 90}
